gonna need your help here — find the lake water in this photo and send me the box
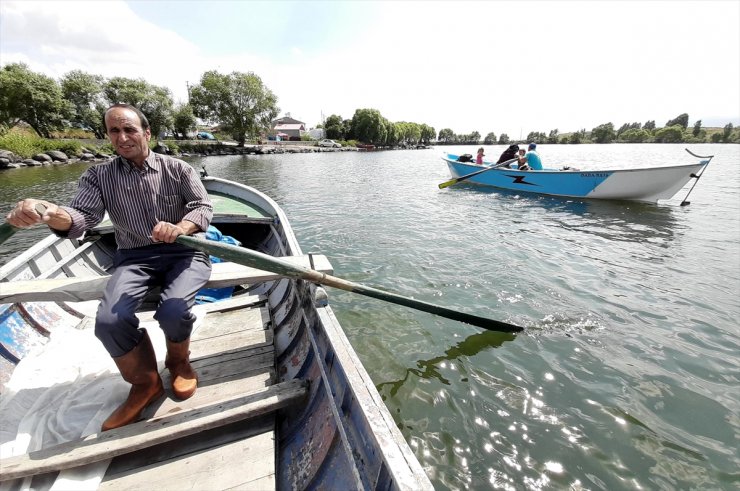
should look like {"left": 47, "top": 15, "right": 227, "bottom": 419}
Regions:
{"left": 1, "top": 143, "right": 738, "bottom": 490}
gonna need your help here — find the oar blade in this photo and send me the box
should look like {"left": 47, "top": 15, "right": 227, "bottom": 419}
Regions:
{"left": 0, "top": 223, "right": 19, "bottom": 247}
{"left": 438, "top": 178, "right": 461, "bottom": 189}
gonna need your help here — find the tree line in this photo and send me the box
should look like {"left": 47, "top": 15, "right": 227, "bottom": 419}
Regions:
{"left": 437, "top": 113, "right": 738, "bottom": 146}
{"left": 0, "top": 63, "right": 279, "bottom": 146}
{"left": 1, "top": 63, "right": 737, "bottom": 146}
{"left": 0, "top": 63, "right": 438, "bottom": 147}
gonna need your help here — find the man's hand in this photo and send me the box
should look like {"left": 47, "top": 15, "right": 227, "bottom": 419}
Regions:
{"left": 151, "top": 220, "right": 199, "bottom": 243}
{"left": 152, "top": 221, "right": 186, "bottom": 243}
{"left": 6, "top": 199, "right": 72, "bottom": 231}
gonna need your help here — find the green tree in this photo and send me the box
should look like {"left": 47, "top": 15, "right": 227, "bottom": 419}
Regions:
{"left": 103, "top": 77, "right": 174, "bottom": 138}
{"left": 498, "top": 133, "right": 510, "bottom": 144}
{"left": 324, "top": 114, "right": 344, "bottom": 140}
{"left": 569, "top": 129, "right": 586, "bottom": 144}
{"left": 654, "top": 125, "right": 684, "bottom": 143}
{"left": 619, "top": 128, "right": 650, "bottom": 143}
{"left": 643, "top": 120, "right": 656, "bottom": 131}
{"left": 386, "top": 122, "right": 401, "bottom": 146}
{"left": 397, "top": 121, "right": 421, "bottom": 144}
{"left": 351, "top": 108, "right": 388, "bottom": 145}
{"left": 665, "top": 113, "right": 689, "bottom": 129}
{"left": 190, "top": 71, "right": 278, "bottom": 146}
{"left": 438, "top": 128, "right": 455, "bottom": 143}
{"left": 526, "top": 131, "right": 546, "bottom": 143}
{"left": 692, "top": 120, "right": 702, "bottom": 137}
{"left": 547, "top": 129, "right": 559, "bottom": 144}
{"left": 616, "top": 123, "right": 630, "bottom": 137}
{"left": 172, "top": 103, "right": 196, "bottom": 139}
{"left": 591, "top": 123, "right": 616, "bottom": 143}
{"left": 483, "top": 132, "right": 497, "bottom": 144}
{"left": 722, "top": 122, "right": 734, "bottom": 142}
{"left": 0, "top": 63, "right": 70, "bottom": 138}
{"left": 419, "top": 124, "right": 435, "bottom": 144}
{"left": 342, "top": 119, "right": 353, "bottom": 140}
{"left": 469, "top": 131, "right": 481, "bottom": 144}
{"left": 60, "top": 70, "right": 107, "bottom": 138}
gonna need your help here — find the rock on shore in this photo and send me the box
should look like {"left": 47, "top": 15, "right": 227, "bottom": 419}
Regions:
{"left": 0, "top": 148, "right": 113, "bottom": 169}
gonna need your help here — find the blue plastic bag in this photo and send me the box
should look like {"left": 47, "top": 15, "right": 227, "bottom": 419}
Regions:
{"left": 195, "top": 226, "right": 241, "bottom": 303}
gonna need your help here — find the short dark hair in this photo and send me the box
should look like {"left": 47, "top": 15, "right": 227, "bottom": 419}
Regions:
{"left": 103, "top": 103, "right": 150, "bottom": 132}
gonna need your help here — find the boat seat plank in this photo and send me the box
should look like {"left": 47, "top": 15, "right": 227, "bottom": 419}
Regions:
{"left": 192, "top": 305, "right": 270, "bottom": 340}
{"left": 0, "top": 254, "right": 332, "bottom": 304}
{"left": 132, "top": 293, "right": 265, "bottom": 325}
{"left": 103, "top": 415, "right": 275, "bottom": 486}
{"left": 191, "top": 325, "right": 273, "bottom": 359}
{"left": 0, "top": 380, "right": 307, "bottom": 483}
{"left": 101, "top": 422, "right": 275, "bottom": 490}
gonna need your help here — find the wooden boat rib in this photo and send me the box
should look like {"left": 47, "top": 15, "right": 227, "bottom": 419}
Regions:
{"left": 0, "top": 176, "right": 433, "bottom": 490}
{"left": 442, "top": 150, "right": 712, "bottom": 203}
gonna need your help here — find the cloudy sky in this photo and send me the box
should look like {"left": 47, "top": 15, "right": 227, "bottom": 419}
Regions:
{"left": 1, "top": 0, "right": 738, "bottom": 139}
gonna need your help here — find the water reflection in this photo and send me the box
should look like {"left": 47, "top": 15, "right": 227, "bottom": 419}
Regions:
{"left": 377, "top": 330, "right": 515, "bottom": 397}
{"left": 448, "top": 184, "right": 682, "bottom": 244}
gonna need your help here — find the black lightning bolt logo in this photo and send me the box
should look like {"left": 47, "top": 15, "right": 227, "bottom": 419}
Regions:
{"left": 506, "top": 175, "right": 537, "bottom": 186}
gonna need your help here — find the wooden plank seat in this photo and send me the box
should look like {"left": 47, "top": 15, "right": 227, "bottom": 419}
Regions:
{"left": 0, "top": 254, "right": 333, "bottom": 304}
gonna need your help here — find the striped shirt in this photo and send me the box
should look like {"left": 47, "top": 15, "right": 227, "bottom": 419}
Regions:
{"left": 60, "top": 152, "right": 212, "bottom": 249}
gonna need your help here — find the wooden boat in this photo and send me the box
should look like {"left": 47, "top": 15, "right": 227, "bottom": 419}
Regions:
{"left": 0, "top": 176, "right": 433, "bottom": 490}
{"left": 441, "top": 149, "right": 712, "bottom": 203}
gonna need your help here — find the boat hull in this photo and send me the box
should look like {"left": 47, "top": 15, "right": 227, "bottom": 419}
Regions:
{"left": 0, "top": 176, "right": 432, "bottom": 490}
{"left": 443, "top": 154, "right": 707, "bottom": 202}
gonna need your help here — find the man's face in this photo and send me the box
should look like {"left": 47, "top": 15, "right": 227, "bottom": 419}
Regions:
{"left": 105, "top": 107, "right": 151, "bottom": 165}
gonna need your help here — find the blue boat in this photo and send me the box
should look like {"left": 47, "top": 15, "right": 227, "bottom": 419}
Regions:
{"left": 441, "top": 149, "right": 712, "bottom": 203}
{"left": 0, "top": 177, "right": 432, "bottom": 490}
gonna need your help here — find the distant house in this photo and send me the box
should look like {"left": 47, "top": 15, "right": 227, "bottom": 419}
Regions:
{"left": 271, "top": 115, "right": 306, "bottom": 141}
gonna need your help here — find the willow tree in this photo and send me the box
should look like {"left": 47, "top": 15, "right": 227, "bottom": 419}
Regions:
{"left": 0, "top": 63, "right": 70, "bottom": 138}
{"left": 190, "top": 71, "right": 278, "bottom": 146}
{"left": 103, "top": 77, "right": 174, "bottom": 138}
{"left": 61, "top": 70, "right": 107, "bottom": 138}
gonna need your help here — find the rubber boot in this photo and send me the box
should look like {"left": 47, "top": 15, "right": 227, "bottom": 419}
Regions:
{"left": 101, "top": 329, "right": 164, "bottom": 431}
{"left": 165, "top": 338, "right": 198, "bottom": 400}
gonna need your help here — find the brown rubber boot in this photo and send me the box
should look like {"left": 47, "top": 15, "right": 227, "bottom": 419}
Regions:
{"left": 165, "top": 338, "right": 198, "bottom": 400}
{"left": 101, "top": 329, "right": 164, "bottom": 431}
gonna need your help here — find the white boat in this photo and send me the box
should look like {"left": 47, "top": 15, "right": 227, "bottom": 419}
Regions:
{"left": 441, "top": 148, "right": 712, "bottom": 204}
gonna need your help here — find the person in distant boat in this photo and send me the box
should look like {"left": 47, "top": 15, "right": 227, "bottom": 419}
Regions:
{"left": 496, "top": 144, "right": 519, "bottom": 166}
{"left": 517, "top": 148, "right": 529, "bottom": 170}
{"left": 519, "top": 143, "right": 543, "bottom": 170}
{"left": 5, "top": 103, "right": 213, "bottom": 432}
{"left": 476, "top": 147, "right": 485, "bottom": 165}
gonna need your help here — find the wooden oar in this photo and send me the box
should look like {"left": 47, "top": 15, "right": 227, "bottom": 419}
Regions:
{"left": 176, "top": 235, "right": 523, "bottom": 333}
{"left": 438, "top": 157, "right": 518, "bottom": 189}
{"left": 0, "top": 203, "right": 47, "bottom": 247}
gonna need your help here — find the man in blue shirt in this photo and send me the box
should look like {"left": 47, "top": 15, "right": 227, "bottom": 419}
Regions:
{"left": 519, "top": 143, "right": 543, "bottom": 170}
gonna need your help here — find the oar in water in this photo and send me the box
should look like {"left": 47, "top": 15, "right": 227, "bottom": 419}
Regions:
{"left": 176, "top": 235, "right": 523, "bottom": 333}
{"left": 438, "top": 157, "right": 518, "bottom": 189}
{"left": 0, "top": 203, "right": 47, "bottom": 246}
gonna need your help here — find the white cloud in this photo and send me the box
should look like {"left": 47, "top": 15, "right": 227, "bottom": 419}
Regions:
{"left": 1, "top": 0, "right": 738, "bottom": 137}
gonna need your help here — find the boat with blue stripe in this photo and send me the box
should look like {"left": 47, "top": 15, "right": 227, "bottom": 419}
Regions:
{"left": 441, "top": 148, "right": 712, "bottom": 204}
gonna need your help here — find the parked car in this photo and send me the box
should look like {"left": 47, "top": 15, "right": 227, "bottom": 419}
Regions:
{"left": 197, "top": 131, "right": 216, "bottom": 140}
{"left": 318, "top": 139, "right": 341, "bottom": 148}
